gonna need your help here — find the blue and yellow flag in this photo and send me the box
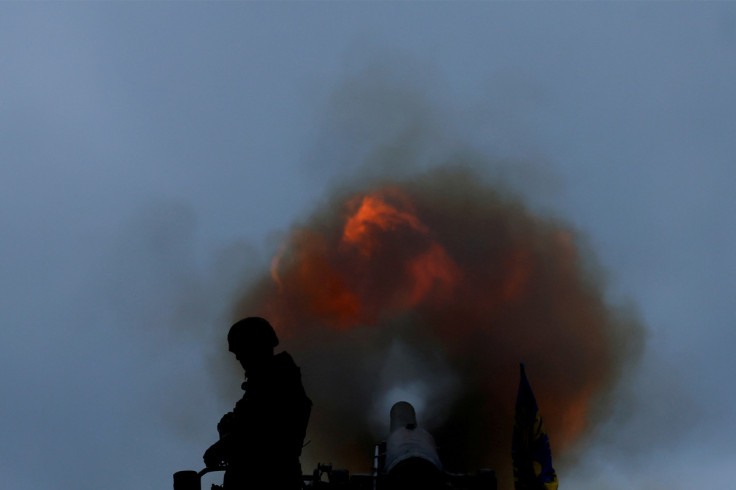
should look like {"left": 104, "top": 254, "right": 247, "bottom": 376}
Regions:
{"left": 512, "top": 363, "right": 558, "bottom": 490}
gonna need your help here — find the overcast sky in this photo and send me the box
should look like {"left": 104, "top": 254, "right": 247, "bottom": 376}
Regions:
{"left": 2, "top": 3, "right": 735, "bottom": 489}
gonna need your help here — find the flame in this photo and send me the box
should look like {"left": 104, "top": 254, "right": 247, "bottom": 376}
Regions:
{"left": 341, "top": 190, "right": 460, "bottom": 308}
{"left": 559, "top": 388, "right": 595, "bottom": 444}
{"left": 342, "top": 190, "right": 429, "bottom": 256}
{"left": 407, "top": 243, "right": 461, "bottom": 305}
{"left": 270, "top": 242, "right": 286, "bottom": 291}
{"left": 233, "top": 168, "right": 641, "bottom": 485}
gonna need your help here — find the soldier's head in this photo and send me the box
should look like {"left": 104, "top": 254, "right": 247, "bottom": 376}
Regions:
{"left": 227, "top": 317, "right": 279, "bottom": 372}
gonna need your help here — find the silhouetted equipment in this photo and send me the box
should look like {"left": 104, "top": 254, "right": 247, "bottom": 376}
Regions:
{"left": 173, "top": 468, "right": 223, "bottom": 490}
{"left": 173, "top": 470, "right": 199, "bottom": 490}
{"left": 174, "top": 401, "right": 496, "bottom": 490}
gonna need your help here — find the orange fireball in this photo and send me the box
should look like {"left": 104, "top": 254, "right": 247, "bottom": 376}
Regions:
{"left": 234, "top": 168, "right": 642, "bottom": 487}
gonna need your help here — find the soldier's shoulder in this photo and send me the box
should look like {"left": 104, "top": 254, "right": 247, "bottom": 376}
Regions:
{"left": 273, "top": 351, "right": 299, "bottom": 372}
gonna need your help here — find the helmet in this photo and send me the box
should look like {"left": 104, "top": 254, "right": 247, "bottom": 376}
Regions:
{"left": 227, "top": 317, "right": 279, "bottom": 352}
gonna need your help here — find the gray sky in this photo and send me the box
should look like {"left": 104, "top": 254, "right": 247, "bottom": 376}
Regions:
{"left": 2, "top": 3, "right": 735, "bottom": 489}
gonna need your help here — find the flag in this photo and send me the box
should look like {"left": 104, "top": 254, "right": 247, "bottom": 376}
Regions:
{"left": 512, "top": 363, "right": 558, "bottom": 490}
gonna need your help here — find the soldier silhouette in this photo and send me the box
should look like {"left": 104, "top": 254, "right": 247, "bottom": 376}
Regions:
{"left": 203, "top": 317, "right": 312, "bottom": 490}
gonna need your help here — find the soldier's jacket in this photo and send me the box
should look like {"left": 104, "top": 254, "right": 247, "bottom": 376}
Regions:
{"left": 221, "top": 351, "right": 312, "bottom": 473}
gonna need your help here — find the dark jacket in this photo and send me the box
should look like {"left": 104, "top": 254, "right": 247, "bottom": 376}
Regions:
{"left": 220, "top": 352, "right": 311, "bottom": 489}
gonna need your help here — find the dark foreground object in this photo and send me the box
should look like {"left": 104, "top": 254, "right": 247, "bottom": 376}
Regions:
{"left": 176, "top": 401, "right": 496, "bottom": 490}
{"left": 174, "top": 461, "right": 496, "bottom": 490}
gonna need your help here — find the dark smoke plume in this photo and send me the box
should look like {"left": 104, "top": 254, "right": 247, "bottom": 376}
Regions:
{"left": 230, "top": 165, "right": 643, "bottom": 487}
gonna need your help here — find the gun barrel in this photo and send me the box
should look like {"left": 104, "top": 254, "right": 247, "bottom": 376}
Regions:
{"left": 383, "top": 402, "right": 443, "bottom": 488}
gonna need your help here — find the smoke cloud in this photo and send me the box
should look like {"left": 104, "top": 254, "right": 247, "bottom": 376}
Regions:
{"left": 180, "top": 65, "right": 645, "bottom": 488}
{"left": 229, "top": 165, "right": 643, "bottom": 486}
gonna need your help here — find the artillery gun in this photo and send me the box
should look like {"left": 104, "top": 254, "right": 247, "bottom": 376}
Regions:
{"left": 174, "top": 402, "right": 496, "bottom": 490}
